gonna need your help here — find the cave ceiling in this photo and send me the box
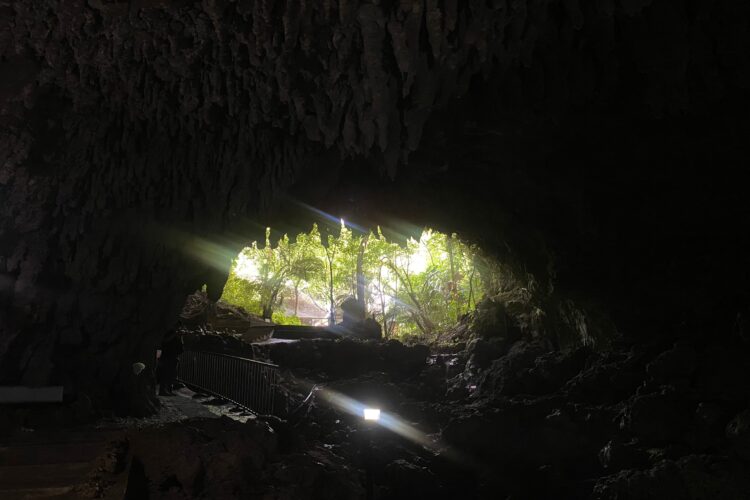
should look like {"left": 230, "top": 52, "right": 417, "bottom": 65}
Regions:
{"left": 1, "top": 0, "right": 749, "bottom": 399}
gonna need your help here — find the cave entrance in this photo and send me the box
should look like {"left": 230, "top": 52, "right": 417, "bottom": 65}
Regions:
{"left": 216, "top": 221, "right": 504, "bottom": 344}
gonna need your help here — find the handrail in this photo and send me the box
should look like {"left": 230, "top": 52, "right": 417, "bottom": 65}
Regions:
{"left": 177, "top": 350, "right": 279, "bottom": 416}
{"left": 186, "top": 350, "right": 279, "bottom": 368}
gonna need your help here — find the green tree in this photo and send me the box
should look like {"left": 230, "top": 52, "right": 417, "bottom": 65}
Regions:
{"left": 287, "top": 226, "right": 325, "bottom": 317}
{"left": 319, "top": 220, "right": 359, "bottom": 325}
{"left": 221, "top": 223, "right": 499, "bottom": 340}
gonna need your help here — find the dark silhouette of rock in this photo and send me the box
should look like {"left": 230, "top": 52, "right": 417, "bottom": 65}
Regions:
{"left": 269, "top": 338, "right": 428, "bottom": 379}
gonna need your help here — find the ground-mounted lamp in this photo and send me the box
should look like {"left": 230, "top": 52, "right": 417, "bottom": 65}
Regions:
{"left": 363, "top": 408, "right": 381, "bottom": 421}
{"left": 362, "top": 408, "right": 381, "bottom": 499}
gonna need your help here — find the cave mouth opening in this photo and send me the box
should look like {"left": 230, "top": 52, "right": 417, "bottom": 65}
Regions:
{"left": 202, "top": 220, "right": 523, "bottom": 345}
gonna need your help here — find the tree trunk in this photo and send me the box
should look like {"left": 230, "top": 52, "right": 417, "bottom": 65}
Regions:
{"left": 356, "top": 234, "right": 369, "bottom": 312}
{"left": 468, "top": 261, "right": 477, "bottom": 313}
{"left": 326, "top": 247, "right": 336, "bottom": 325}
{"left": 386, "top": 262, "right": 436, "bottom": 335}
{"left": 447, "top": 236, "right": 456, "bottom": 287}
{"left": 446, "top": 235, "right": 459, "bottom": 319}
{"left": 294, "top": 282, "right": 300, "bottom": 316}
{"left": 378, "top": 265, "right": 388, "bottom": 338}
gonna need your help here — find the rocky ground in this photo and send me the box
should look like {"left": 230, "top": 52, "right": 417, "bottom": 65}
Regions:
{"left": 142, "top": 302, "right": 750, "bottom": 499}
{"left": 3, "top": 308, "right": 750, "bottom": 499}
{"left": 255, "top": 305, "right": 750, "bottom": 499}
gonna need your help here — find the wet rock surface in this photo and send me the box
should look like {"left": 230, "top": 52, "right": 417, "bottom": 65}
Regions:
{"left": 4, "top": 326, "right": 750, "bottom": 499}
{"left": 247, "top": 331, "right": 750, "bottom": 499}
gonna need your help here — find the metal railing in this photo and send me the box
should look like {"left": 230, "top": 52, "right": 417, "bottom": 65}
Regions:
{"left": 177, "top": 350, "right": 279, "bottom": 416}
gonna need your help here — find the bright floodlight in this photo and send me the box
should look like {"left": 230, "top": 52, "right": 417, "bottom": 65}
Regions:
{"left": 363, "top": 408, "right": 381, "bottom": 421}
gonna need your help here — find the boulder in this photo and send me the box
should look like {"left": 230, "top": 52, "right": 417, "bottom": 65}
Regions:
{"left": 474, "top": 341, "right": 548, "bottom": 396}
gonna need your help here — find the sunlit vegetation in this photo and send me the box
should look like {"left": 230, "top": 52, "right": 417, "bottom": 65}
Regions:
{"left": 221, "top": 222, "right": 504, "bottom": 341}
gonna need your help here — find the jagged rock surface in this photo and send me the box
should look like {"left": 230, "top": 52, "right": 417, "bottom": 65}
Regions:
{"left": 245, "top": 329, "right": 750, "bottom": 498}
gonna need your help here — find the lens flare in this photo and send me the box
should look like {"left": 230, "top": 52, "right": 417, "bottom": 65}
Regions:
{"left": 314, "top": 386, "right": 441, "bottom": 453}
{"left": 291, "top": 200, "right": 369, "bottom": 233}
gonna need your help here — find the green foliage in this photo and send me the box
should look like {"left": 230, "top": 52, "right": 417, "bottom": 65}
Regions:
{"left": 221, "top": 223, "right": 504, "bottom": 342}
{"left": 221, "top": 273, "right": 263, "bottom": 317}
{"left": 272, "top": 310, "right": 303, "bottom": 325}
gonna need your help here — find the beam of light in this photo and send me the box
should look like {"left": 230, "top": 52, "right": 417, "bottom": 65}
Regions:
{"left": 378, "top": 219, "right": 427, "bottom": 246}
{"left": 182, "top": 236, "right": 238, "bottom": 273}
{"left": 154, "top": 225, "right": 242, "bottom": 275}
{"left": 343, "top": 219, "right": 368, "bottom": 234}
{"left": 233, "top": 252, "right": 260, "bottom": 280}
{"left": 295, "top": 201, "right": 341, "bottom": 225}
{"left": 291, "top": 200, "right": 369, "bottom": 233}
{"left": 314, "top": 386, "right": 442, "bottom": 454}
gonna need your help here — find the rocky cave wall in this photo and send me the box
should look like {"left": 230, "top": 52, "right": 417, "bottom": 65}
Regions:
{"left": 1, "top": 0, "right": 749, "bottom": 413}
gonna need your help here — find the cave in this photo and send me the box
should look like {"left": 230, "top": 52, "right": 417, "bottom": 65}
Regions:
{"left": 2, "top": 1, "right": 750, "bottom": 498}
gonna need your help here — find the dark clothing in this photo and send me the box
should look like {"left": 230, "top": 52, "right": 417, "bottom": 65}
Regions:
{"left": 158, "top": 333, "right": 183, "bottom": 394}
{"left": 161, "top": 333, "right": 184, "bottom": 359}
{"left": 158, "top": 357, "right": 178, "bottom": 394}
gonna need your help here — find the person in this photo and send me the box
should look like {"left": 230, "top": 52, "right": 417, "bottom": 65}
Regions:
{"left": 340, "top": 297, "right": 366, "bottom": 328}
{"left": 157, "top": 328, "right": 183, "bottom": 396}
{"left": 336, "top": 297, "right": 382, "bottom": 340}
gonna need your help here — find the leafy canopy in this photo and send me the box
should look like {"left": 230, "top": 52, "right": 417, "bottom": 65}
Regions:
{"left": 221, "top": 223, "right": 503, "bottom": 342}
